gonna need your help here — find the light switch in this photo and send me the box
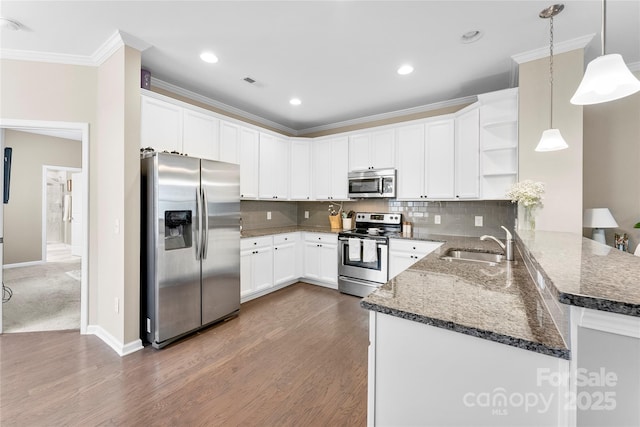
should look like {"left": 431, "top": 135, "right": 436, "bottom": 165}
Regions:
{"left": 305, "top": 211, "right": 309, "bottom": 219}
{"left": 475, "top": 216, "right": 483, "bottom": 227}
{"left": 267, "top": 212, "right": 272, "bottom": 220}
{"left": 434, "top": 215, "right": 441, "bottom": 225}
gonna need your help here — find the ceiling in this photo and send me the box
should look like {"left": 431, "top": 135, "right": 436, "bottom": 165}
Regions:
{"left": 1, "top": 1, "right": 638, "bottom": 135}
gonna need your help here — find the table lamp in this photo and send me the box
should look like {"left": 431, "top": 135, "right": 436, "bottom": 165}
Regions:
{"left": 583, "top": 208, "right": 618, "bottom": 244}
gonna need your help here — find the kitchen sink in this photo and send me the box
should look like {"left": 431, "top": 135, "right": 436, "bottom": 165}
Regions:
{"left": 440, "top": 248, "right": 504, "bottom": 265}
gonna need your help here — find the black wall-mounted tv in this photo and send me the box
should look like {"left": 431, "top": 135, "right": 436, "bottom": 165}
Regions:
{"left": 3, "top": 147, "right": 12, "bottom": 204}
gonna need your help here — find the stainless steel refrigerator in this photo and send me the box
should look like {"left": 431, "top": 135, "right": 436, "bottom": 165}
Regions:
{"left": 141, "top": 152, "right": 240, "bottom": 349}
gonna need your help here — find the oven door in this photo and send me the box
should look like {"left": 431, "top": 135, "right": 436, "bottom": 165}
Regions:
{"left": 338, "top": 237, "right": 388, "bottom": 283}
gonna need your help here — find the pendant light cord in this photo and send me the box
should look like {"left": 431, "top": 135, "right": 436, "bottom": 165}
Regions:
{"left": 549, "top": 15, "right": 555, "bottom": 129}
{"left": 601, "top": 0, "right": 606, "bottom": 56}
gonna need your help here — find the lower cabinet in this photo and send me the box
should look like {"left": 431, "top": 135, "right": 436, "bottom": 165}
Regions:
{"left": 273, "top": 233, "right": 299, "bottom": 286}
{"left": 389, "top": 239, "right": 443, "bottom": 279}
{"left": 302, "top": 232, "right": 338, "bottom": 289}
{"left": 241, "top": 236, "right": 273, "bottom": 299}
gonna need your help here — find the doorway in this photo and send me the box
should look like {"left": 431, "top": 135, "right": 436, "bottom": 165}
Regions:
{"left": 0, "top": 120, "right": 89, "bottom": 335}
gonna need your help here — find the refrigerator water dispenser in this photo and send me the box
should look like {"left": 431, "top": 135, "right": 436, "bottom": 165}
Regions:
{"left": 164, "top": 210, "right": 192, "bottom": 250}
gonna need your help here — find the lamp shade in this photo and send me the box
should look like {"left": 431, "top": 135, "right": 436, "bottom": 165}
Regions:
{"left": 571, "top": 54, "right": 640, "bottom": 105}
{"left": 535, "top": 129, "right": 569, "bottom": 152}
{"left": 583, "top": 208, "right": 619, "bottom": 228}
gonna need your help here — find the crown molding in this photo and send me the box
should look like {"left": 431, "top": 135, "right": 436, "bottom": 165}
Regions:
{"left": 295, "top": 95, "right": 478, "bottom": 135}
{"left": 93, "top": 30, "right": 151, "bottom": 65}
{"left": 0, "top": 48, "right": 96, "bottom": 66}
{"left": 511, "top": 34, "right": 596, "bottom": 64}
{"left": 0, "top": 30, "right": 151, "bottom": 66}
{"left": 150, "top": 77, "right": 298, "bottom": 135}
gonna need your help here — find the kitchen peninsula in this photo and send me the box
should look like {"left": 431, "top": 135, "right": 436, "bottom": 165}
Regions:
{"left": 362, "top": 230, "right": 640, "bottom": 426}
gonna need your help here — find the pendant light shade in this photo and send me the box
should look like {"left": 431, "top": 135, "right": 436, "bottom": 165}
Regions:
{"left": 536, "top": 4, "right": 569, "bottom": 152}
{"left": 536, "top": 128, "right": 569, "bottom": 152}
{"left": 571, "top": 0, "right": 640, "bottom": 105}
{"left": 570, "top": 54, "right": 640, "bottom": 105}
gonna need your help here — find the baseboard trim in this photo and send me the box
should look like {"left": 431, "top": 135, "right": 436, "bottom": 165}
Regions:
{"left": 3, "top": 260, "right": 46, "bottom": 269}
{"left": 86, "top": 325, "right": 144, "bottom": 356}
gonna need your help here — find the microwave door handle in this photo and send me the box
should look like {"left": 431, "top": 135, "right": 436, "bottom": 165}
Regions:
{"left": 378, "top": 177, "right": 383, "bottom": 194}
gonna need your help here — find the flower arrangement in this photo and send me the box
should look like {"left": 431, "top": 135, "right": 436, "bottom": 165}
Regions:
{"left": 505, "top": 180, "right": 545, "bottom": 208}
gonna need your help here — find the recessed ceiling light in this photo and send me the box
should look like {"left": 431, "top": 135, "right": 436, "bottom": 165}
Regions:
{"left": 461, "top": 30, "right": 483, "bottom": 44}
{"left": 199, "top": 51, "right": 218, "bottom": 64}
{"left": 290, "top": 98, "right": 302, "bottom": 106}
{"left": 0, "top": 17, "right": 21, "bottom": 31}
{"left": 397, "top": 64, "right": 414, "bottom": 75}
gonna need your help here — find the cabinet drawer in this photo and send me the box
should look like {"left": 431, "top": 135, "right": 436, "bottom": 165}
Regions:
{"left": 304, "top": 232, "right": 338, "bottom": 244}
{"left": 390, "top": 239, "right": 443, "bottom": 254}
{"left": 273, "top": 232, "right": 299, "bottom": 246}
{"left": 241, "top": 236, "right": 273, "bottom": 250}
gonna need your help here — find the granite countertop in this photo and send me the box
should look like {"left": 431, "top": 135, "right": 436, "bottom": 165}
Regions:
{"left": 517, "top": 230, "right": 640, "bottom": 317}
{"left": 241, "top": 225, "right": 341, "bottom": 238}
{"left": 362, "top": 235, "right": 570, "bottom": 359}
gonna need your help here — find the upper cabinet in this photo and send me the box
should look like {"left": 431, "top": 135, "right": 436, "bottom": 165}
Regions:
{"left": 259, "top": 133, "right": 290, "bottom": 199}
{"left": 182, "top": 109, "right": 220, "bottom": 160}
{"left": 141, "top": 93, "right": 220, "bottom": 160}
{"left": 348, "top": 129, "right": 395, "bottom": 171}
{"left": 141, "top": 95, "right": 184, "bottom": 154}
{"left": 454, "top": 106, "right": 480, "bottom": 199}
{"left": 313, "top": 136, "right": 349, "bottom": 200}
{"left": 478, "top": 88, "right": 519, "bottom": 200}
{"left": 239, "top": 127, "right": 259, "bottom": 199}
{"left": 219, "top": 120, "right": 241, "bottom": 164}
{"left": 290, "top": 138, "right": 313, "bottom": 200}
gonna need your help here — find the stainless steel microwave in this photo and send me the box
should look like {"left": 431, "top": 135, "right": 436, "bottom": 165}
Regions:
{"left": 348, "top": 169, "right": 396, "bottom": 198}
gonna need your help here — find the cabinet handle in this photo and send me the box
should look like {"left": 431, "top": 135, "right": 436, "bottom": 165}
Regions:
{"left": 275, "top": 247, "right": 278, "bottom": 250}
{"left": 284, "top": 238, "right": 288, "bottom": 241}
{"left": 254, "top": 242, "right": 257, "bottom": 245}
{"left": 413, "top": 247, "right": 416, "bottom": 250}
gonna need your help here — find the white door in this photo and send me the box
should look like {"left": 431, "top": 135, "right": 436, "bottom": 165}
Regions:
{"left": 70, "top": 172, "right": 82, "bottom": 257}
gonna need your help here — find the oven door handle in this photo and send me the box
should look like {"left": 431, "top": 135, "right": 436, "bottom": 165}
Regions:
{"left": 339, "top": 237, "right": 387, "bottom": 246}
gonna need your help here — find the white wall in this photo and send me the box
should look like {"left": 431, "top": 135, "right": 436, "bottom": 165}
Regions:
{"left": 583, "top": 70, "right": 640, "bottom": 249}
{"left": 518, "top": 49, "right": 584, "bottom": 234}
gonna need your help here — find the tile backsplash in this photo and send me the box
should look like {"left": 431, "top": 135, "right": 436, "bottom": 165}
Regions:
{"left": 242, "top": 199, "right": 516, "bottom": 237}
{"left": 389, "top": 200, "right": 516, "bottom": 237}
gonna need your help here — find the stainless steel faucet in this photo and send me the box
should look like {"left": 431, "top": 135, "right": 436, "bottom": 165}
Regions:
{"left": 480, "top": 226, "right": 514, "bottom": 261}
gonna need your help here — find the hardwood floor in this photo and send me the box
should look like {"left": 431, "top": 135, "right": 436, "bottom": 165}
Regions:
{"left": 0, "top": 283, "right": 369, "bottom": 426}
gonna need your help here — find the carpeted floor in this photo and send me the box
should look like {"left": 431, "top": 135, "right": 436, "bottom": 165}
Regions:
{"left": 2, "top": 260, "right": 81, "bottom": 333}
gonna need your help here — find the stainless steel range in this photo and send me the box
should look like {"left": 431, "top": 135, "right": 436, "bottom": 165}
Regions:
{"left": 338, "top": 212, "right": 402, "bottom": 297}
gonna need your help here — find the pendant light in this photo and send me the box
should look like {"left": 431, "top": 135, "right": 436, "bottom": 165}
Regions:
{"left": 536, "top": 4, "right": 569, "bottom": 152}
{"left": 571, "top": 0, "right": 640, "bottom": 105}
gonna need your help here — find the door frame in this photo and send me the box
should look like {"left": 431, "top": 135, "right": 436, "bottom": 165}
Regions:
{"left": 42, "top": 165, "right": 81, "bottom": 261}
{"left": 0, "top": 119, "right": 89, "bottom": 335}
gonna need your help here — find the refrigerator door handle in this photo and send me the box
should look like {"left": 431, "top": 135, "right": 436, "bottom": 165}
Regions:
{"left": 195, "top": 187, "right": 202, "bottom": 261}
{"left": 202, "top": 187, "right": 209, "bottom": 260}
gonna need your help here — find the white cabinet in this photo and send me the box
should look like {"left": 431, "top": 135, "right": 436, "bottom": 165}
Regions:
{"left": 289, "top": 139, "right": 313, "bottom": 200}
{"left": 425, "top": 119, "right": 455, "bottom": 199}
{"left": 141, "top": 95, "right": 183, "bottom": 153}
{"left": 219, "top": 121, "right": 241, "bottom": 164}
{"left": 219, "top": 120, "right": 259, "bottom": 198}
{"left": 348, "top": 129, "right": 395, "bottom": 171}
{"left": 312, "top": 137, "right": 349, "bottom": 200}
{"left": 182, "top": 109, "right": 220, "bottom": 160}
{"left": 259, "top": 133, "right": 290, "bottom": 199}
{"left": 454, "top": 106, "right": 480, "bottom": 199}
{"left": 273, "top": 233, "right": 300, "bottom": 286}
{"left": 395, "top": 124, "right": 425, "bottom": 200}
{"left": 389, "top": 239, "right": 443, "bottom": 279}
{"left": 395, "top": 119, "right": 454, "bottom": 200}
{"left": 478, "top": 88, "right": 519, "bottom": 199}
{"left": 303, "top": 232, "right": 338, "bottom": 288}
{"left": 141, "top": 93, "right": 220, "bottom": 160}
{"left": 240, "top": 236, "right": 273, "bottom": 299}
{"left": 239, "top": 127, "right": 259, "bottom": 199}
